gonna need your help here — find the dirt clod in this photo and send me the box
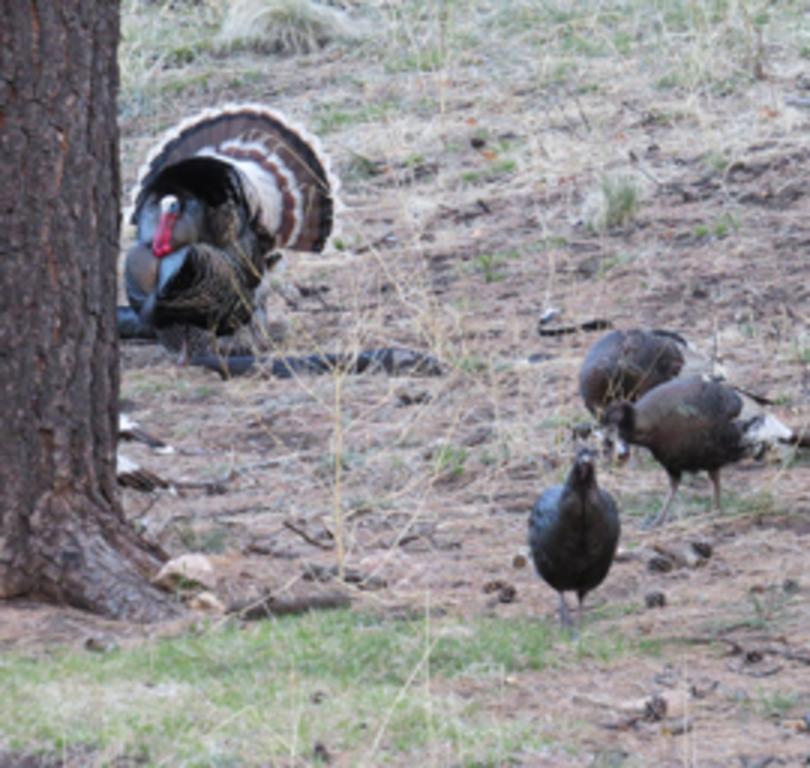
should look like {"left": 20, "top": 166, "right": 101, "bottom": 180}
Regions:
{"left": 644, "top": 591, "right": 666, "bottom": 609}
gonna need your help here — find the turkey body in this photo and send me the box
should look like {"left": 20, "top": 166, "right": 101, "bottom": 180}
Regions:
{"left": 579, "top": 329, "right": 686, "bottom": 416}
{"left": 528, "top": 449, "right": 620, "bottom": 629}
{"left": 603, "top": 375, "right": 754, "bottom": 526}
{"left": 123, "top": 104, "right": 338, "bottom": 359}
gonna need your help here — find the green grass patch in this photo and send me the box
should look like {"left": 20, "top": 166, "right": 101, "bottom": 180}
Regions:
{"left": 432, "top": 443, "right": 468, "bottom": 479}
{"left": 0, "top": 612, "right": 658, "bottom": 764}
{"left": 693, "top": 213, "right": 738, "bottom": 240}
{"left": 757, "top": 690, "right": 800, "bottom": 719}
{"left": 385, "top": 47, "right": 447, "bottom": 73}
{"left": 469, "top": 249, "right": 520, "bottom": 283}
{"left": 622, "top": 485, "right": 779, "bottom": 523}
{"left": 314, "top": 100, "right": 398, "bottom": 134}
{"left": 600, "top": 174, "right": 639, "bottom": 230}
{"left": 461, "top": 156, "right": 517, "bottom": 186}
{"left": 596, "top": 251, "right": 637, "bottom": 277}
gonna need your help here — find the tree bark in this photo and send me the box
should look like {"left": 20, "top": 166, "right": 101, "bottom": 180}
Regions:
{"left": 0, "top": 1, "right": 177, "bottom": 621}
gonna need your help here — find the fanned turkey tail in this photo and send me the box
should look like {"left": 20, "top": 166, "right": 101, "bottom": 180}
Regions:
{"left": 122, "top": 103, "right": 339, "bottom": 356}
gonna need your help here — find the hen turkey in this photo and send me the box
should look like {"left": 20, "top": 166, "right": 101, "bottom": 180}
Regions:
{"left": 529, "top": 449, "right": 620, "bottom": 630}
{"left": 123, "top": 103, "right": 339, "bottom": 359}
{"left": 579, "top": 328, "right": 686, "bottom": 417}
{"left": 602, "top": 375, "right": 809, "bottom": 527}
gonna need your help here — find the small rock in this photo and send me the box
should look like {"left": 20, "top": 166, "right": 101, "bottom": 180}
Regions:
{"left": 462, "top": 426, "right": 493, "bottom": 447}
{"left": 152, "top": 553, "right": 216, "bottom": 591}
{"left": 783, "top": 578, "right": 800, "bottom": 595}
{"left": 396, "top": 388, "right": 431, "bottom": 406}
{"left": 84, "top": 635, "right": 119, "bottom": 653}
{"left": 690, "top": 679, "right": 719, "bottom": 699}
{"left": 654, "top": 542, "right": 707, "bottom": 569}
{"left": 644, "top": 694, "right": 668, "bottom": 721}
{"left": 313, "top": 741, "right": 331, "bottom": 764}
{"left": 498, "top": 584, "right": 517, "bottom": 603}
{"left": 647, "top": 554, "right": 674, "bottom": 573}
{"left": 189, "top": 590, "right": 226, "bottom": 613}
{"left": 645, "top": 591, "right": 666, "bottom": 609}
{"left": 302, "top": 563, "right": 387, "bottom": 590}
{"left": 572, "top": 423, "right": 593, "bottom": 440}
{"left": 665, "top": 717, "right": 693, "bottom": 736}
{"left": 483, "top": 579, "right": 508, "bottom": 594}
{"left": 660, "top": 689, "right": 688, "bottom": 720}
{"left": 691, "top": 541, "right": 713, "bottom": 559}
{"left": 482, "top": 579, "right": 518, "bottom": 604}
{"left": 539, "top": 307, "right": 561, "bottom": 325}
{"left": 512, "top": 552, "right": 528, "bottom": 569}
{"left": 613, "top": 546, "right": 640, "bottom": 563}
{"left": 728, "top": 651, "right": 782, "bottom": 678}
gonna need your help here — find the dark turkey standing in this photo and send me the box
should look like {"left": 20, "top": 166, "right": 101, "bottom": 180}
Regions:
{"left": 124, "top": 104, "right": 338, "bottom": 360}
{"left": 528, "top": 449, "right": 620, "bottom": 630}
{"left": 601, "top": 374, "right": 805, "bottom": 527}
{"left": 579, "top": 329, "right": 686, "bottom": 417}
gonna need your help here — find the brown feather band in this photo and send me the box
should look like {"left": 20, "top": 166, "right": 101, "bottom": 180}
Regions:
{"left": 132, "top": 103, "right": 338, "bottom": 254}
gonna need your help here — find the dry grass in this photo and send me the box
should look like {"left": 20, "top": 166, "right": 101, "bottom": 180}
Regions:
{"left": 217, "top": 0, "right": 359, "bottom": 55}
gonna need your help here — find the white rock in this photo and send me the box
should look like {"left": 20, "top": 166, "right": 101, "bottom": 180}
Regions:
{"left": 152, "top": 553, "right": 216, "bottom": 591}
{"left": 188, "top": 591, "right": 226, "bottom": 613}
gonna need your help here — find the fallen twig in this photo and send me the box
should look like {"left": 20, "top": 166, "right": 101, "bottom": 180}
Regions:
{"left": 232, "top": 591, "right": 351, "bottom": 620}
{"left": 538, "top": 318, "right": 612, "bottom": 337}
{"left": 283, "top": 520, "right": 335, "bottom": 550}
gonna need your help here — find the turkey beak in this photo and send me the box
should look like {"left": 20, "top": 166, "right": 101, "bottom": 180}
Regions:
{"left": 614, "top": 438, "right": 630, "bottom": 464}
{"left": 598, "top": 427, "right": 629, "bottom": 464}
{"left": 575, "top": 448, "right": 595, "bottom": 481}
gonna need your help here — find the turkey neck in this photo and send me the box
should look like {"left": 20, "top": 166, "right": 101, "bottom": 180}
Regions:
{"left": 561, "top": 463, "right": 600, "bottom": 522}
{"left": 616, "top": 402, "right": 659, "bottom": 449}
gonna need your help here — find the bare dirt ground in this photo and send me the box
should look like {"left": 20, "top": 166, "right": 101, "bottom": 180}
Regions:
{"left": 5, "top": 2, "right": 810, "bottom": 765}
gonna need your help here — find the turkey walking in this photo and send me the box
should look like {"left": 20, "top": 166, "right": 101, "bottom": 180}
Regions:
{"left": 602, "top": 374, "right": 808, "bottom": 527}
{"left": 528, "top": 449, "right": 620, "bottom": 631}
{"left": 123, "top": 103, "right": 339, "bottom": 360}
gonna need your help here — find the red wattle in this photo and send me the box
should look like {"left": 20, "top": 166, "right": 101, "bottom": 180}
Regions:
{"left": 152, "top": 212, "right": 178, "bottom": 258}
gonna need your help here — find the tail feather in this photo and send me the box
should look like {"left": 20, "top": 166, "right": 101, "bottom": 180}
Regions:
{"left": 779, "top": 427, "right": 810, "bottom": 449}
{"left": 739, "top": 413, "right": 810, "bottom": 461}
{"left": 741, "top": 413, "right": 794, "bottom": 446}
{"left": 132, "top": 103, "right": 339, "bottom": 253}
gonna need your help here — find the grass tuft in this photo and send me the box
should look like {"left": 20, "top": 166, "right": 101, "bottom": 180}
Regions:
{"left": 217, "top": 0, "right": 358, "bottom": 55}
{"left": 584, "top": 174, "right": 640, "bottom": 232}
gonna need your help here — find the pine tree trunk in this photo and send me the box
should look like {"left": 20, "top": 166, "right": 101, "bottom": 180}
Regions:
{"left": 0, "top": 1, "right": 178, "bottom": 621}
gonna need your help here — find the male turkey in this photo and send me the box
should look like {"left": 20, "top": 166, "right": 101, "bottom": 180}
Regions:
{"left": 123, "top": 103, "right": 339, "bottom": 360}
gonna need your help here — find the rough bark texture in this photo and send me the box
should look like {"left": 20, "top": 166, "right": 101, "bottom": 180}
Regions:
{"left": 0, "top": 1, "right": 177, "bottom": 621}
